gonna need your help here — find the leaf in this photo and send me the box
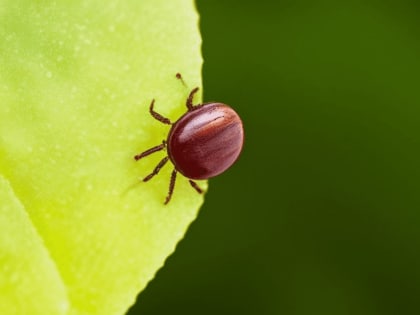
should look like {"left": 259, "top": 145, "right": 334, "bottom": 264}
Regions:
{"left": 0, "top": 175, "right": 69, "bottom": 314}
{"left": 0, "top": 1, "right": 205, "bottom": 314}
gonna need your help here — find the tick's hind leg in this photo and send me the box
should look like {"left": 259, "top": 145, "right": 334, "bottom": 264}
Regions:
{"left": 143, "top": 156, "right": 169, "bottom": 182}
{"left": 149, "top": 99, "right": 171, "bottom": 125}
{"left": 164, "top": 169, "right": 178, "bottom": 205}
{"left": 189, "top": 180, "right": 203, "bottom": 194}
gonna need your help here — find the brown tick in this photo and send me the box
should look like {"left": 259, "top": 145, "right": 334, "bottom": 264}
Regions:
{"left": 134, "top": 74, "right": 244, "bottom": 204}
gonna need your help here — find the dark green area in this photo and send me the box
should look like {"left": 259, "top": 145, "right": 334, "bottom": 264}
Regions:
{"left": 129, "top": 1, "right": 420, "bottom": 314}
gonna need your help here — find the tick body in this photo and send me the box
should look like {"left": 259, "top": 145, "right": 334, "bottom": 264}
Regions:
{"left": 134, "top": 74, "right": 244, "bottom": 204}
{"left": 168, "top": 103, "right": 243, "bottom": 179}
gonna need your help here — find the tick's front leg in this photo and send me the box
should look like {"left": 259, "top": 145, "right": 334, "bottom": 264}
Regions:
{"left": 186, "top": 87, "right": 199, "bottom": 111}
{"left": 134, "top": 141, "right": 166, "bottom": 161}
{"left": 149, "top": 99, "right": 171, "bottom": 125}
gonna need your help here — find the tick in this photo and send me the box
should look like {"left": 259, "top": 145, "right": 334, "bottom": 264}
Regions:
{"left": 134, "top": 73, "right": 244, "bottom": 204}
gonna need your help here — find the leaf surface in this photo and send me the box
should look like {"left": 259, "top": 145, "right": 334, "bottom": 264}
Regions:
{"left": 0, "top": 1, "right": 205, "bottom": 314}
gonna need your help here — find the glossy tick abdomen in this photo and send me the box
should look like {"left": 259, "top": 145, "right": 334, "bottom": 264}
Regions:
{"left": 167, "top": 103, "right": 244, "bottom": 180}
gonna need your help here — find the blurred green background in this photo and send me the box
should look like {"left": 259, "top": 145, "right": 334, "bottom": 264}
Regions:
{"left": 128, "top": 1, "right": 420, "bottom": 314}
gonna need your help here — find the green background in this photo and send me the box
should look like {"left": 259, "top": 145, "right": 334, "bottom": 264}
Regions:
{"left": 129, "top": 1, "right": 420, "bottom": 314}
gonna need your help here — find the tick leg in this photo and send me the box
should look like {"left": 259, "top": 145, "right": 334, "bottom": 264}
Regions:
{"left": 143, "top": 156, "right": 169, "bottom": 182}
{"left": 186, "top": 87, "right": 199, "bottom": 111}
{"left": 175, "top": 73, "right": 187, "bottom": 87}
{"left": 189, "top": 180, "right": 203, "bottom": 194}
{"left": 164, "top": 169, "right": 177, "bottom": 205}
{"left": 150, "top": 99, "right": 171, "bottom": 125}
{"left": 134, "top": 141, "right": 166, "bottom": 161}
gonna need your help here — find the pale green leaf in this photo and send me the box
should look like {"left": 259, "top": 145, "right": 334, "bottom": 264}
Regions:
{"left": 0, "top": 1, "right": 205, "bottom": 314}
